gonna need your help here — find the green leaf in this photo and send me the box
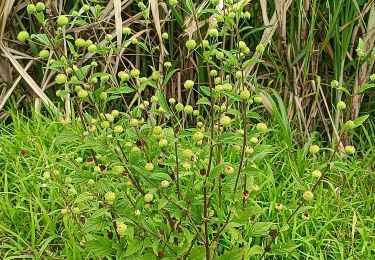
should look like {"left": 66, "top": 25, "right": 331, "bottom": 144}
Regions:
{"left": 197, "top": 97, "right": 210, "bottom": 105}
{"left": 156, "top": 92, "right": 172, "bottom": 115}
{"left": 199, "top": 86, "right": 211, "bottom": 97}
{"left": 149, "top": 172, "right": 171, "bottom": 180}
{"left": 189, "top": 245, "right": 205, "bottom": 260}
{"left": 270, "top": 242, "right": 298, "bottom": 255}
{"left": 107, "top": 86, "right": 135, "bottom": 95}
{"left": 84, "top": 217, "right": 111, "bottom": 233}
{"left": 35, "top": 13, "right": 45, "bottom": 25}
{"left": 337, "top": 86, "right": 351, "bottom": 96}
{"left": 31, "top": 34, "right": 52, "bottom": 48}
{"left": 248, "top": 222, "right": 273, "bottom": 237}
{"left": 245, "top": 245, "right": 264, "bottom": 256}
{"left": 163, "top": 69, "right": 179, "bottom": 86}
{"left": 85, "top": 236, "right": 113, "bottom": 257}
{"left": 242, "top": 58, "right": 264, "bottom": 68}
{"left": 124, "top": 239, "right": 143, "bottom": 257}
{"left": 353, "top": 115, "right": 369, "bottom": 128}
{"left": 358, "top": 83, "right": 375, "bottom": 93}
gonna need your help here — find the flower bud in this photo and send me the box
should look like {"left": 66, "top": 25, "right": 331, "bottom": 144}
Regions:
{"left": 105, "top": 192, "right": 116, "bottom": 204}
{"left": 309, "top": 145, "right": 320, "bottom": 154}
{"left": 337, "top": 101, "right": 346, "bottom": 110}
{"left": 184, "top": 80, "right": 194, "bottom": 90}
{"left": 144, "top": 193, "right": 154, "bottom": 202}
{"left": 256, "top": 123, "right": 267, "bottom": 132}
{"left": 303, "top": 191, "right": 314, "bottom": 201}
{"left": 344, "top": 145, "right": 355, "bottom": 155}
{"left": 220, "top": 115, "right": 231, "bottom": 126}
{"left": 185, "top": 39, "right": 197, "bottom": 50}
{"left": 311, "top": 170, "right": 322, "bottom": 178}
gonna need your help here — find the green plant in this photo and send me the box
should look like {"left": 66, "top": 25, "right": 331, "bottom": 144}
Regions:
{"left": 0, "top": 0, "right": 374, "bottom": 259}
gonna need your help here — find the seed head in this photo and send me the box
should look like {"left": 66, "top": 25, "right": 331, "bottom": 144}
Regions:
{"left": 309, "top": 145, "right": 320, "bottom": 154}
{"left": 222, "top": 83, "right": 232, "bottom": 91}
{"left": 344, "top": 120, "right": 355, "bottom": 130}
{"left": 36, "top": 2, "right": 46, "bottom": 11}
{"left": 311, "top": 170, "right": 322, "bottom": 178}
{"left": 303, "top": 191, "right": 314, "bottom": 201}
{"left": 100, "top": 92, "right": 108, "bottom": 100}
{"left": 182, "top": 162, "right": 191, "bottom": 171}
{"left": 185, "top": 39, "right": 197, "bottom": 50}
{"left": 215, "top": 51, "right": 224, "bottom": 60}
{"left": 87, "top": 44, "right": 98, "bottom": 53}
{"left": 122, "top": 27, "right": 131, "bottom": 35}
{"left": 114, "top": 125, "right": 124, "bottom": 133}
{"left": 55, "top": 74, "right": 67, "bottom": 84}
{"left": 220, "top": 115, "right": 231, "bottom": 126}
{"left": 256, "top": 123, "right": 267, "bottom": 132}
{"left": 184, "top": 80, "right": 194, "bottom": 90}
{"left": 17, "top": 31, "right": 30, "bottom": 42}
{"left": 27, "top": 4, "right": 37, "bottom": 14}
{"left": 161, "top": 32, "right": 169, "bottom": 39}
{"left": 105, "top": 192, "right": 116, "bottom": 204}
{"left": 116, "top": 222, "right": 128, "bottom": 236}
{"left": 254, "top": 96, "right": 263, "bottom": 104}
{"left": 202, "top": 40, "right": 210, "bottom": 48}
{"left": 210, "top": 70, "right": 218, "bottom": 77}
{"left": 275, "top": 203, "right": 284, "bottom": 211}
{"left": 77, "top": 89, "right": 88, "bottom": 99}
{"left": 158, "top": 139, "right": 168, "bottom": 147}
{"left": 130, "top": 69, "right": 141, "bottom": 78}
{"left": 39, "top": 50, "right": 49, "bottom": 59}
{"left": 101, "top": 121, "right": 110, "bottom": 129}
{"left": 225, "top": 165, "right": 234, "bottom": 174}
{"left": 344, "top": 145, "right": 356, "bottom": 155}
{"left": 331, "top": 80, "right": 339, "bottom": 88}
{"left": 161, "top": 180, "right": 170, "bottom": 188}
{"left": 240, "top": 89, "right": 250, "bottom": 100}
{"left": 175, "top": 103, "right": 184, "bottom": 111}
{"left": 184, "top": 105, "right": 193, "bottom": 114}
{"left": 193, "top": 131, "right": 204, "bottom": 141}
{"left": 151, "top": 96, "right": 158, "bottom": 103}
{"left": 238, "top": 41, "right": 247, "bottom": 51}
{"left": 145, "top": 162, "right": 154, "bottom": 171}
{"left": 245, "top": 147, "right": 254, "bottom": 155}
{"left": 256, "top": 44, "right": 265, "bottom": 52}
{"left": 337, "top": 101, "right": 346, "bottom": 110}
{"left": 252, "top": 184, "right": 260, "bottom": 192}
{"left": 250, "top": 137, "right": 259, "bottom": 144}
{"left": 164, "top": 61, "right": 172, "bottom": 68}
{"left": 182, "top": 149, "right": 194, "bottom": 158}
{"left": 144, "top": 193, "right": 154, "bottom": 202}
{"left": 208, "top": 28, "right": 219, "bottom": 37}
{"left": 57, "top": 15, "right": 69, "bottom": 27}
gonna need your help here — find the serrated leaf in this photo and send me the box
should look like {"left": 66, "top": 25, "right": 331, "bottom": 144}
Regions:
{"left": 85, "top": 236, "right": 113, "bottom": 257}
{"left": 124, "top": 239, "right": 143, "bottom": 257}
{"left": 31, "top": 34, "right": 52, "bottom": 48}
{"left": 358, "top": 83, "right": 375, "bottom": 93}
{"left": 156, "top": 92, "right": 172, "bottom": 115}
{"left": 248, "top": 222, "right": 273, "bottom": 237}
{"left": 270, "top": 242, "right": 298, "bottom": 255}
{"left": 353, "top": 114, "right": 369, "bottom": 128}
{"left": 242, "top": 58, "right": 263, "bottom": 68}
{"left": 107, "top": 86, "right": 135, "bottom": 94}
{"left": 163, "top": 69, "right": 178, "bottom": 85}
{"left": 337, "top": 86, "right": 351, "bottom": 96}
{"left": 84, "top": 217, "right": 111, "bottom": 233}
{"left": 197, "top": 97, "right": 210, "bottom": 105}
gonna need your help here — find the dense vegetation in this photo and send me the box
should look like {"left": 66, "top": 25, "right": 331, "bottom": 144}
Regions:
{"left": 0, "top": 0, "right": 374, "bottom": 259}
